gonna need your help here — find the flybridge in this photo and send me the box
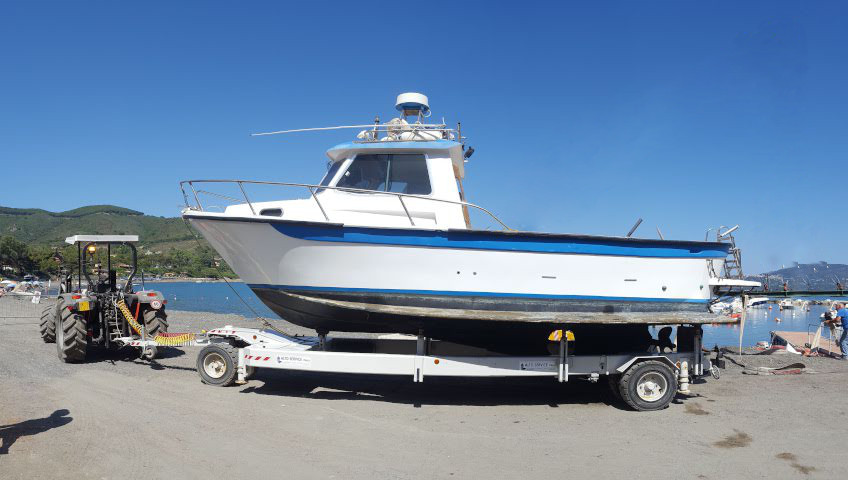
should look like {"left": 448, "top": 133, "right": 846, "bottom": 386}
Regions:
{"left": 251, "top": 92, "right": 464, "bottom": 145}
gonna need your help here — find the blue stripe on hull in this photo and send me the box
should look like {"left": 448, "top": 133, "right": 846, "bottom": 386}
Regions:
{"left": 248, "top": 284, "right": 710, "bottom": 304}
{"left": 270, "top": 223, "right": 729, "bottom": 259}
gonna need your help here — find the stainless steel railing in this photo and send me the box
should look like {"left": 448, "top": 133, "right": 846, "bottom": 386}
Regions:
{"left": 179, "top": 179, "right": 512, "bottom": 230}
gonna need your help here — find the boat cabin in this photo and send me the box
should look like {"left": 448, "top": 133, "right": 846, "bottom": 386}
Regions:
{"left": 223, "top": 93, "right": 473, "bottom": 229}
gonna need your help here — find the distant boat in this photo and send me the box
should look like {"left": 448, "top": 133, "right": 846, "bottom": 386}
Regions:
{"left": 747, "top": 296, "right": 769, "bottom": 307}
{"left": 710, "top": 301, "right": 732, "bottom": 314}
{"left": 779, "top": 299, "right": 794, "bottom": 309}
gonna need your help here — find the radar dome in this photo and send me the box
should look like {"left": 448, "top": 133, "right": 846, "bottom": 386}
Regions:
{"left": 395, "top": 92, "right": 430, "bottom": 116}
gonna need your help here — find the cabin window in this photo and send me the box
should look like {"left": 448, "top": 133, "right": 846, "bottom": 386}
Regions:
{"left": 319, "top": 161, "right": 344, "bottom": 187}
{"left": 336, "top": 154, "right": 431, "bottom": 195}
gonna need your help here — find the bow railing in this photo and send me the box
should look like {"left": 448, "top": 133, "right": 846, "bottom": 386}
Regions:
{"left": 179, "top": 179, "right": 511, "bottom": 230}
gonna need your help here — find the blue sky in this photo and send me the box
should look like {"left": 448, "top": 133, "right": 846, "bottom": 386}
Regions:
{"left": 1, "top": 1, "right": 845, "bottom": 273}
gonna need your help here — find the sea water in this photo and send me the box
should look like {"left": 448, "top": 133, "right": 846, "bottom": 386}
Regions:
{"left": 149, "top": 282, "right": 836, "bottom": 347}
{"left": 150, "top": 281, "right": 276, "bottom": 318}
{"left": 700, "top": 303, "right": 834, "bottom": 348}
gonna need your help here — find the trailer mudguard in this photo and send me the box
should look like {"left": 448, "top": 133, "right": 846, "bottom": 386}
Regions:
{"left": 615, "top": 356, "right": 678, "bottom": 374}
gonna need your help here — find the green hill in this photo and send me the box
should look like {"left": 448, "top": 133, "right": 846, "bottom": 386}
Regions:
{"left": 0, "top": 205, "right": 192, "bottom": 246}
{"left": 0, "top": 205, "right": 233, "bottom": 279}
{"left": 746, "top": 263, "right": 848, "bottom": 291}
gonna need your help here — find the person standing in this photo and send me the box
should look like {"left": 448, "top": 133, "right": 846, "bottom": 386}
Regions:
{"left": 827, "top": 303, "right": 848, "bottom": 360}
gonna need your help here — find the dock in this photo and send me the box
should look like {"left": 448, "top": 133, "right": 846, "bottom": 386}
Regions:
{"left": 772, "top": 330, "right": 843, "bottom": 357}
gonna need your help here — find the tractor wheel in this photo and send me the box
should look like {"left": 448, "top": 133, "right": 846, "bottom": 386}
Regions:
{"left": 618, "top": 360, "right": 678, "bottom": 412}
{"left": 142, "top": 308, "right": 169, "bottom": 337}
{"left": 56, "top": 307, "right": 87, "bottom": 363}
{"left": 39, "top": 300, "right": 58, "bottom": 343}
{"left": 197, "top": 343, "right": 239, "bottom": 387}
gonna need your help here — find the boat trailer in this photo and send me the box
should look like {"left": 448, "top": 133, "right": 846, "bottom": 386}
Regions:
{"left": 117, "top": 322, "right": 716, "bottom": 412}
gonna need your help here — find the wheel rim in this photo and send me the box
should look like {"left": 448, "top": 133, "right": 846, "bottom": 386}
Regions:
{"left": 203, "top": 352, "right": 228, "bottom": 379}
{"left": 635, "top": 372, "right": 668, "bottom": 402}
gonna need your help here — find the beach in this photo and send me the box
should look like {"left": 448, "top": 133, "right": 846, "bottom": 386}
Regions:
{"left": 1, "top": 308, "right": 846, "bottom": 479}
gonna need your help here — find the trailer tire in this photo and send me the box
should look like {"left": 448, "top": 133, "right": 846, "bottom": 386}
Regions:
{"left": 618, "top": 360, "right": 677, "bottom": 412}
{"left": 56, "top": 308, "right": 87, "bottom": 363}
{"left": 607, "top": 374, "right": 622, "bottom": 401}
{"left": 39, "top": 301, "right": 58, "bottom": 343}
{"left": 197, "top": 343, "right": 238, "bottom": 387}
{"left": 142, "top": 308, "right": 169, "bottom": 337}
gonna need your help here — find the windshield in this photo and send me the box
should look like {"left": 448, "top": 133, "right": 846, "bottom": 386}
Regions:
{"left": 336, "top": 154, "right": 431, "bottom": 194}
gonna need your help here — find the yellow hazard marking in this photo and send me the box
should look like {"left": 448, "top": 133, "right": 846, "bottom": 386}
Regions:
{"left": 117, "top": 300, "right": 196, "bottom": 346}
{"left": 547, "top": 330, "right": 574, "bottom": 342}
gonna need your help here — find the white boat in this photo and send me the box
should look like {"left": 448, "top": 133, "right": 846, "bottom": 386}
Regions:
{"left": 710, "top": 296, "right": 750, "bottom": 314}
{"left": 709, "top": 301, "right": 732, "bottom": 314}
{"left": 779, "top": 299, "right": 794, "bottom": 309}
{"left": 182, "top": 93, "right": 756, "bottom": 347}
{"left": 747, "top": 296, "right": 769, "bottom": 308}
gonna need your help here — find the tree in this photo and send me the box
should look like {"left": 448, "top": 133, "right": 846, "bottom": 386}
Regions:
{"left": 0, "top": 236, "right": 31, "bottom": 275}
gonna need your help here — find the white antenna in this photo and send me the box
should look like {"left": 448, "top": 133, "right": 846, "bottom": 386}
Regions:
{"left": 251, "top": 124, "right": 392, "bottom": 136}
{"left": 251, "top": 93, "right": 454, "bottom": 140}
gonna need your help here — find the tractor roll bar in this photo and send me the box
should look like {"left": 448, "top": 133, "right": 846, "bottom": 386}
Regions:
{"left": 81, "top": 241, "right": 137, "bottom": 292}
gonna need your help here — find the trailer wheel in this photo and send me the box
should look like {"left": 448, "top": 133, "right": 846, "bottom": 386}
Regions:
{"left": 607, "top": 374, "right": 622, "bottom": 401}
{"left": 142, "top": 308, "right": 169, "bottom": 337}
{"left": 39, "top": 301, "right": 58, "bottom": 343}
{"left": 140, "top": 346, "right": 159, "bottom": 361}
{"left": 197, "top": 343, "right": 238, "bottom": 386}
{"left": 56, "top": 308, "right": 87, "bottom": 363}
{"left": 139, "top": 308, "right": 168, "bottom": 360}
{"left": 618, "top": 360, "right": 677, "bottom": 411}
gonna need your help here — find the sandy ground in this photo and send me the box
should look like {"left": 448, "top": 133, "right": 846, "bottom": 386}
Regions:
{"left": 1, "top": 308, "right": 847, "bottom": 479}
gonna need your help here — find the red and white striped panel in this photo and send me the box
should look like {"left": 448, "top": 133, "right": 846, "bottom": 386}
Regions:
{"left": 244, "top": 355, "right": 270, "bottom": 362}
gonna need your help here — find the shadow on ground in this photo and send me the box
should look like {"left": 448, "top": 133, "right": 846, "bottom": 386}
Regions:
{"left": 0, "top": 409, "right": 72, "bottom": 454}
{"left": 239, "top": 370, "right": 631, "bottom": 409}
{"left": 53, "top": 347, "right": 195, "bottom": 372}
{"left": 80, "top": 346, "right": 186, "bottom": 363}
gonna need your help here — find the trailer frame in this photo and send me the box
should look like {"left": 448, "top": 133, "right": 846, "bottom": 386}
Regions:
{"left": 120, "top": 323, "right": 714, "bottom": 411}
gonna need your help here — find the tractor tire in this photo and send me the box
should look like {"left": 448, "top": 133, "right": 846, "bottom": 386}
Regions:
{"left": 618, "top": 360, "right": 678, "bottom": 412}
{"left": 56, "top": 307, "right": 87, "bottom": 363}
{"left": 39, "top": 300, "right": 58, "bottom": 343}
{"left": 197, "top": 343, "right": 239, "bottom": 387}
{"left": 142, "top": 308, "right": 168, "bottom": 337}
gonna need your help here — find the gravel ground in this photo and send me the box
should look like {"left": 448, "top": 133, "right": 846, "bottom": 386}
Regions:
{"left": 2, "top": 307, "right": 847, "bottom": 479}
{"left": 717, "top": 346, "right": 847, "bottom": 373}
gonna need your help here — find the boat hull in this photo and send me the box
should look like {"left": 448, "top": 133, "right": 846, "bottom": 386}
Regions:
{"left": 186, "top": 214, "right": 730, "bottom": 346}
